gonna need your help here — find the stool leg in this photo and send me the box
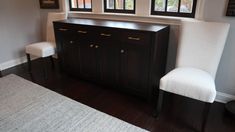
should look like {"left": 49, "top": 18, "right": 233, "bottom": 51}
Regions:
{"left": 201, "top": 103, "right": 211, "bottom": 132}
{"left": 42, "top": 58, "right": 48, "bottom": 79}
{"left": 0, "top": 70, "right": 3, "bottom": 77}
{"left": 26, "top": 54, "right": 31, "bottom": 73}
{"left": 154, "top": 90, "right": 164, "bottom": 118}
{"left": 49, "top": 56, "right": 55, "bottom": 69}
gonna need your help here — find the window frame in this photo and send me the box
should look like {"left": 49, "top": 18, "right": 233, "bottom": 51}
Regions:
{"left": 151, "top": 0, "right": 197, "bottom": 18}
{"left": 104, "top": 0, "right": 136, "bottom": 14}
{"left": 69, "top": 0, "right": 92, "bottom": 12}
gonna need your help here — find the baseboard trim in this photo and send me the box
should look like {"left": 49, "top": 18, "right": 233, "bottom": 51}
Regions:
{"left": 216, "top": 92, "right": 235, "bottom": 103}
{"left": 0, "top": 56, "right": 38, "bottom": 71}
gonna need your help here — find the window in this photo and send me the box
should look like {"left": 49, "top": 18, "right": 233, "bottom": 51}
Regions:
{"left": 104, "top": 0, "right": 136, "bottom": 14}
{"left": 151, "top": 0, "right": 197, "bottom": 18}
{"left": 69, "top": 0, "right": 92, "bottom": 11}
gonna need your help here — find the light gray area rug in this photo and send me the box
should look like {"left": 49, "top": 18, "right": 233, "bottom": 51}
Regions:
{"left": 0, "top": 74, "right": 148, "bottom": 132}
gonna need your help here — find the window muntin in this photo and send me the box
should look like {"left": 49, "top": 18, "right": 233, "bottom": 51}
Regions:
{"left": 69, "top": 0, "right": 92, "bottom": 11}
{"left": 151, "top": 0, "right": 197, "bottom": 18}
{"left": 104, "top": 0, "right": 135, "bottom": 14}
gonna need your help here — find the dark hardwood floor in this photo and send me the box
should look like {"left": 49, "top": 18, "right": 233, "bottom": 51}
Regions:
{"left": 1, "top": 58, "right": 235, "bottom": 132}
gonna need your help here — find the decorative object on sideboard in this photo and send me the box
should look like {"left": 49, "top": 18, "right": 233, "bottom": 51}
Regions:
{"left": 39, "top": 0, "right": 59, "bottom": 9}
{"left": 226, "top": 0, "right": 235, "bottom": 16}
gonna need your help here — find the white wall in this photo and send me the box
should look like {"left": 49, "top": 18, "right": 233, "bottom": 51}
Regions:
{"left": 40, "top": 0, "right": 64, "bottom": 40}
{"left": 0, "top": 0, "right": 41, "bottom": 64}
{"left": 0, "top": 0, "right": 65, "bottom": 70}
{"left": 201, "top": 0, "right": 235, "bottom": 95}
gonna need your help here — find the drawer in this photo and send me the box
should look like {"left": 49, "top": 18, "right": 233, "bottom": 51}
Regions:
{"left": 54, "top": 23, "right": 76, "bottom": 37}
{"left": 74, "top": 25, "right": 95, "bottom": 41}
{"left": 95, "top": 27, "right": 117, "bottom": 42}
{"left": 120, "top": 30, "right": 151, "bottom": 45}
{"left": 54, "top": 23, "right": 74, "bottom": 32}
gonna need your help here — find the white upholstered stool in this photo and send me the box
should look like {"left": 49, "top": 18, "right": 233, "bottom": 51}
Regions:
{"left": 25, "top": 12, "right": 66, "bottom": 78}
{"left": 154, "top": 21, "right": 230, "bottom": 132}
{"left": 26, "top": 42, "right": 55, "bottom": 58}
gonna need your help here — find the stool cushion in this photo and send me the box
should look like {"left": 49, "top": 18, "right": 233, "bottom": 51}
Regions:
{"left": 25, "top": 42, "right": 55, "bottom": 57}
{"left": 160, "top": 67, "right": 216, "bottom": 103}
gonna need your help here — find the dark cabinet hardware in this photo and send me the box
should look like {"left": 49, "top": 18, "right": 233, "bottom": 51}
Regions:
{"left": 77, "top": 30, "right": 87, "bottom": 34}
{"left": 59, "top": 28, "right": 68, "bottom": 31}
{"left": 128, "top": 37, "right": 140, "bottom": 41}
{"left": 120, "top": 49, "right": 125, "bottom": 53}
{"left": 100, "top": 33, "right": 112, "bottom": 37}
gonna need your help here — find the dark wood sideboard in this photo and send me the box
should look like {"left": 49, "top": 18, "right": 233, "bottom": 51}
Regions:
{"left": 53, "top": 18, "right": 169, "bottom": 99}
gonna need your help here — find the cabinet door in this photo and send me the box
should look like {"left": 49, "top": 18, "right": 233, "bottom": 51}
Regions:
{"left": 97, "top": 42, "right": 119, "bottom": 86}
{"left": 119, "top": 44, "right": 150, "bottom": 94}
{"left": 61, "top": 39, "right": 80, "bottom": 75}
{"left": 94, "top": 28, "right": 119, "bottom": 86}
{"left": 79, "top": 42, "right": 98, "bottom": 81}
{"left": 54, "top": 23, "right": 80, "bottom": 74}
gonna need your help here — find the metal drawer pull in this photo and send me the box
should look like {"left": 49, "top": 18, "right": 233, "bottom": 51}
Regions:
{"left": 120, "top": 49, "right": 125, "bottom": 53}
{"left": 95, "top": 45, "right": 99, "bottom": 49}
{"left": 128, "top": 37, "right": 140, "bottom": 41}
{"left": 59, "top": 28, "right": 68, "bottom": 31}
{"left": 100, "top": 33, "right": 111, "bottom": 37}
{"left": 78, "top": 30, "right": 87, "bottom": 34}
{"left": 90, "top": 44, "right": 94, "bottom": 48}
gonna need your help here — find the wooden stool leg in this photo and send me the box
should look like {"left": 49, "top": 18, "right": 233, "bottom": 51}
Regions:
{"left": 154, "top": 90, "right": 164, "bottom": 118}
{"left": 26, "top": 54, "right": 31, "bottom": 73}
{"left": 42, "top": 58, "right": 48, "bottom": 79}
{"left": 0, "top": 70, "right": 3, "bottom": 77}
{"left": 201, "top": 103, "right": 211, "bottom": 132}
{"left": 49, "top": 56, "right": 55, "bottom": 69}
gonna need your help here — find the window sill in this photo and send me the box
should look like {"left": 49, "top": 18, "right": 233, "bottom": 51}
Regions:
{"left": 68, "top": 11, "right": 200, "bottom": 25}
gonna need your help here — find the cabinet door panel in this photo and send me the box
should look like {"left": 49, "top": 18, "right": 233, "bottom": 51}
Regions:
{"left": 61, "top": 39, "right": 80, "bottom": 74}
{"left": 54, "top": 26, "right": 74, "bottom": 54}
{"left": 79, "top": 43, "right": 97, "bottom": 81}
{"left": 97, "top": 43, "right": 119, "bottom": 86}
{"left": 119, "top": 44, "right": 150, "bottom": 94}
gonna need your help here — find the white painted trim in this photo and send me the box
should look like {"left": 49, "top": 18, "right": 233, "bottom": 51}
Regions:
{"left": 0, "top": 56, "right": 38, "bottom": 71}
{"left": 215, "top": 91, "right": 235, "bottom": 103}
{"left": 67, "top": 0, "right": 204, "bottom": 18}
{"left": 0, "top": 57, "right": 26, "bottom": 70}
{"left": 0, "top": 55, "right": 58, "bottom": 71}
{"left": 68, "top": 12, "right": 183, "bottom": 26}
{"left": 68, "top": 0, "right": 205, "bottom": 22}
{"left": 195, "top": 0, "right": 205, "bottom": 20}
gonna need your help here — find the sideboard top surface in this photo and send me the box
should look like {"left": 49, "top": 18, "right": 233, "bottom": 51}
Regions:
{"left": 54, "top": 18, "right": 169, "bottom": 32}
